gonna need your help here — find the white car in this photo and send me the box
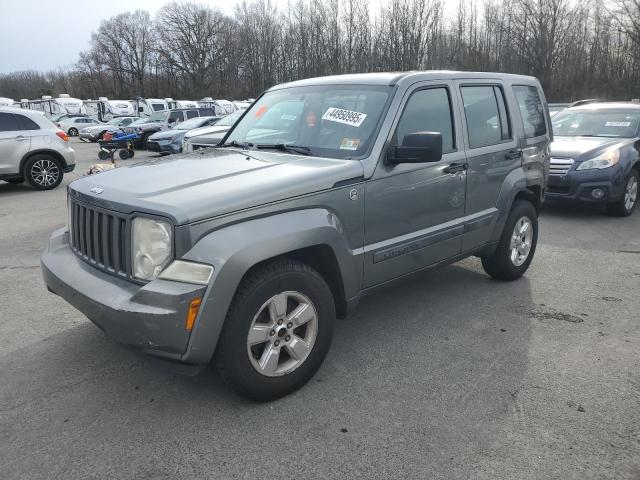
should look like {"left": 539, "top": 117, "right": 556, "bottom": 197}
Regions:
{"left": 57, "top": 117, "right": 102, "bottom": 137}
{"left": 0, "top": 107, "right": 75, "bottom": 190}
{"left": 79, "top": 116, "right": 138, "bottom": 142}
{"left": 182, "top": 110, "right": 244, "bottom": 152}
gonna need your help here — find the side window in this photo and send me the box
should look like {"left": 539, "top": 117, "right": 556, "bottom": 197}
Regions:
{"left": 186, "top": 110, "right": 199, "bottom": 119}
{"left": 394, "top": 87, "right": 455, "bottom": 153}
{"left": 460, "top": 85, "right": 507, "bottom": 148}
{"left": 513, "top": 85, "right": 546, "bottom": 138}
{"left": 168, "top": 111, "right": 182, "bottom": 124}
{"left": 0, "top": 113, "right": 22, "bottom": 132}
{"left": 16, "top": 114, "right": 40, "bottom": 130}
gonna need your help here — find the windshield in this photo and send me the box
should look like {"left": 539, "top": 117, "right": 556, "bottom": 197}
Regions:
{"left": 552, "top": 109, "right": 640, "bottom": 138}
{"left": 225, "top": 85, "right": 392, "bottom": 158}
{"left": 216, "top": 110, "right": 243, "bottom": 127}
{"left": 146, "top": 111, "right": 167, "bottom": 122}
{"left": 176, "top": 116, "right": 213, "bottom": 130}
{"left": 130, "top": 117, "right": 151, "bottom": 126}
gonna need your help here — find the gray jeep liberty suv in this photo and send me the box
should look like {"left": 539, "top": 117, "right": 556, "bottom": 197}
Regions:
{"left": 41, "top": 72, "right": 551, "bottom": 401}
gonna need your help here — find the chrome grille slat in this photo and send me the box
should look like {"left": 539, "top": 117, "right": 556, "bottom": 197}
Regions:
{"left": 549, "top": 157, "right": 574, "bottom": 175}
{"left": 68, "top": 197, "right": 129, "bottom": 277}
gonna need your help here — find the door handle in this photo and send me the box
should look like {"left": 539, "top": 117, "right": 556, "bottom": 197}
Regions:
{"left": 506, "top": 149, "right": 522, "bottom": 160}
{"left": 443, "top": 162, "right": 468, "bottom": 174}
{"left": 14, "top": 136, "right": 28, "bottom": 142}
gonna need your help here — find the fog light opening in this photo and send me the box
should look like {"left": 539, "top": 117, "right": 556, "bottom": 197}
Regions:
{"left": 186, "top": 298, "right": 202, "bottom": 331}
{"left": 591, "top": 188, "right": 605, "bottom": 200}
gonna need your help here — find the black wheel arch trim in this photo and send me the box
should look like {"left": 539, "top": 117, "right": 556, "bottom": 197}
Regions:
{"left": 20, "top": 149, "right": 68, "bottom": 176}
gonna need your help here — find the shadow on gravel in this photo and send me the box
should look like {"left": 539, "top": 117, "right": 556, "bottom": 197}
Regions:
{"left": 0, "top": 260, "right": 536, "bottom": 479}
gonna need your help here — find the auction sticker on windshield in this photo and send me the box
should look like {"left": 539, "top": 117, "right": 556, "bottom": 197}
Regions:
{"left": 605, "top": 121, "right": 631, "bottom": 127}
{"left": 322, "top": 107, "right": 367, "bottom": 127}
{"left": 340, "top": 138, "right": 360, "bottom": 150}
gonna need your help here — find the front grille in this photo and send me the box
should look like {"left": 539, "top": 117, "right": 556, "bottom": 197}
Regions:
{"left": 69, "top": 198, "right": 130, "bottom": 277}
{"left": 550, "top": 157, "right": 574, "bottom": 175}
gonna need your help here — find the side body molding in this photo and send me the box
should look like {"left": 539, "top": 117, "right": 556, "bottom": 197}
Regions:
{"left": 179, "top": 208, "right": 362, "bottom": 365}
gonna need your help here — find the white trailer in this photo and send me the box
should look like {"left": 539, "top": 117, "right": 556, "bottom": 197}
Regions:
{"left": 0, "top": 97, "right": 15, "bottom": 107}
{"left": 84, "top": 97, "right": 137, "bottom": 121}
{"left": 22, "top": 94, "right": 86, "bottom": 117}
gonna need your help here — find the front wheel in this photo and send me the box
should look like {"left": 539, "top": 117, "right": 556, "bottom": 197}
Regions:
{"left": 216, "top": 259, "right": 335, "bottom": 401}
{"left": 606, "top": 170, "right": 638, "bottom": 217}
{"left": 24, "top": 155, "right": 63, "bottom": 190}
{"left": 481, "top": 199, "right": 538, "bottom": 281}
{"left": 68, "top": 127, "right": 78, "bottom": 137}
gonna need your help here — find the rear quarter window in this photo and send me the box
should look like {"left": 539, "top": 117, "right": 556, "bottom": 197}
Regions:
{"left": 16, "top": 114, "right": 40, "bottom": 130}
{"left": 513, "top": 85, "right": 547, "bottom": 138}
{"left": 0, "top": 112, "right": 22, "bottom": 132}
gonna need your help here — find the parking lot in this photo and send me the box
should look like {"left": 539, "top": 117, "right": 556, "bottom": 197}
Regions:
{"left": 1, "top": 138, "right": 639, "bottom": 479}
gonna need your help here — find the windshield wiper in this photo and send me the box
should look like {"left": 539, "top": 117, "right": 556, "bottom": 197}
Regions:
{"left": 255, "top": 143, "right": 312, "bottom": 156}
{"left": 221, "top": 140, "right": 253, "bottom": 149}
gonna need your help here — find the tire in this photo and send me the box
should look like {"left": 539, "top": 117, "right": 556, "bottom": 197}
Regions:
{"left": 128, "top": 149, "right": 135, "bottom": 158}
{"left": 606, "top": 169, "right": 638, "bottom": 217}
{"left": 68, "top": 127, "right": 78, "bottom": 137}
{"left": 141, "top": 132, "right": 152, "bottom": 150}
{"left": 24, "top": 154, "right": 64, "bottom": 190}
{"left": 481, "top": 199, "right": 538, "bottom": 281}
{"left": 216, "top": 259, "right": 335, "bottom": 401}
{"left": 118, "top": 149, "right": 131, "bottom": 160}
{"left": 98, "top": 150, "right": 110, "bottom": 161}
{"left": 4, "top": 178, "right": 24, "bottom": 184}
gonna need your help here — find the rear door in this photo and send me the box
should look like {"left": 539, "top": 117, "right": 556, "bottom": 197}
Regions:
{"left": 455, "top": 81, "right": 520, "bottom": 252}
{"left": 0, "top": 112, "right": 30, "bottom": 175}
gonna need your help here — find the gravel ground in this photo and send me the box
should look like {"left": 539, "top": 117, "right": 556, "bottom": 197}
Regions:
{"left": 1, "top": 138, "right": 639, "bottom": 479}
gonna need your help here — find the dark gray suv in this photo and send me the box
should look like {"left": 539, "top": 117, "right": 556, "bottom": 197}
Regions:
{"left": 41, "top": 72, "right": 551, "bottom": 400}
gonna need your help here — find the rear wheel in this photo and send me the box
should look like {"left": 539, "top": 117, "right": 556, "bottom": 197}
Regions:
{"left": 118, "top": 149, "right": 131, "bottom": 160}
{"left": 24, "top": 154, "right": 63, "bottom": 190}
{"left": 481, "top": 199, "right": 538, "bottom": 281}
{"left": 68, "top": 127, "right": 78, "bottom": 137}
{"left": 216, "top": 259, "right": 335, "bottom": 401}
{"left": 606, "top": 170, "right": 638, "bottom": 217}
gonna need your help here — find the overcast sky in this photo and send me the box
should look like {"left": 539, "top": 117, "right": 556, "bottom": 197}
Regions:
{"left": 0, "top": 0, "right": 284, "bottom": 74}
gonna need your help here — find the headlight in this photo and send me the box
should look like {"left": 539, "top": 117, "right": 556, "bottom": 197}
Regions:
{"left": 576, "top": 149, "right": 620, "bottom": 170}
{"left": 158, "top": 260, "right": 214, "bottom": 285}
{"left": 131, "top": 217, "right": 172, "bottom": 281}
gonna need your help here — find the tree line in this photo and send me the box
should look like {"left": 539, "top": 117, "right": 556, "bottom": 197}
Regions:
{"left": 1, "top": 0, "right": 639, "bottom": 103}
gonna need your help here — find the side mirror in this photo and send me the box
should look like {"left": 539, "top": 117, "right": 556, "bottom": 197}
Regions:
{"left": 388, "top": 132, "right": 443, "bottom": 164}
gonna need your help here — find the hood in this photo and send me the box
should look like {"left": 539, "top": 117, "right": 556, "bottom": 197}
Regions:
{"left": 149, "top": 129, "right": 187, "bottom": 141}
{"left": 69, "top": 148, "right": 363, "bottom": 225}
{"left": 550, "top": 136, "right": 630, "bottom": 161}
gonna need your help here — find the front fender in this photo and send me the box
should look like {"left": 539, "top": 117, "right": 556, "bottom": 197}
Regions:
{"left": 179, "top": 208, "right": 361, "bottom": 365}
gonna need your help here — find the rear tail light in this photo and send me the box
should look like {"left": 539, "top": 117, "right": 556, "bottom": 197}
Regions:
{"left": 56, "top": 131, "right": 69, "bottom": 142}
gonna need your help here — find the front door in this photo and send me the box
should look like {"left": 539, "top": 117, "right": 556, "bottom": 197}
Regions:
{"left": 363, "top": 82, "right": 467, "bottom": 288}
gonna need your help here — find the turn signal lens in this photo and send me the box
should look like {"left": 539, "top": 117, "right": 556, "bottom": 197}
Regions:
{"left": 56, "top": 131, "right": 69, "bottom": 142}
{"left": 186, "top": 298, "right": 202, "bottom": 331}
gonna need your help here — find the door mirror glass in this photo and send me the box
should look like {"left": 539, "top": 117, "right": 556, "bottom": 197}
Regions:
{"left": 388, "top": 132, "right": 443, "bottom": 164}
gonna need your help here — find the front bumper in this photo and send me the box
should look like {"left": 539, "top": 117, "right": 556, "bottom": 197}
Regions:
{"left": 545, "top": 168, "right": 626, "bottom": 203}
{"left": 41, "top": 228, "right": 206, "bottom": 359}
{"left": 79, "top": 132, "right": 98, "bottom": 141}
{"left": 147, "top": 139, "right": 179, "bottom": 154}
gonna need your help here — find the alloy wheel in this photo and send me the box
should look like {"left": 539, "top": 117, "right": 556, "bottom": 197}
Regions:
{"left": 246, "top": 291, "right": 318, "bottom": 377}
{"left": 509, "top": 216, "right": 533, "bottom": 267}
{"left": 624, "top": 175, "right": 638, "bottom": 212}
{"left": 30, "top": 159, "right": 60, "bottom": 187}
